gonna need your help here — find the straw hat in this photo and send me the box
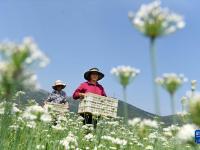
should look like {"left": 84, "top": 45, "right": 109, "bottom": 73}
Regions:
{"left": 52, "top": 80, "right": 66, "bottom": 90}
{"left": 84, "top": 68, "right": 104, "bottom": 81}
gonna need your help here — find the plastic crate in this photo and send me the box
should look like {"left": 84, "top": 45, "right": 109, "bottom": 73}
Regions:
{"left": 78, "top": 93, "right": 118, "bottom": 118}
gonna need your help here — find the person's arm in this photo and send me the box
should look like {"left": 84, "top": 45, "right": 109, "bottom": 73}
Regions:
{"left": 61, "top": 91, "right": 67, "bottom": 104}
{"left": 46, "top": 93, "right": 53, "bottom": 102}
{"left": 46, "top": 91, "right": 58, "bottom": 103}
{"left": 73, "top": 83, "right": 86, "bottom": 100}
{"left": 101, "top": 86, "right": 107, "bottom": 97}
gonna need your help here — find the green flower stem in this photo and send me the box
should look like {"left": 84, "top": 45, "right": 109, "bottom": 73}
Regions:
{"left": 150, "top": 37, "right": 160, "bottom": 115}
{"left": 122, "top": 86, "right": 128, "bottom": 124}
{"left": 18, "top": 95, "right": 21, "bottom": 108}
{"left": 170, "top": 93, "right": 176, "bottom": 124}
{"left": 181, "top": 104, "right": 184, "bottom": 112}
{"left": 191, "top": 89, "right": 195, "bottom": 98}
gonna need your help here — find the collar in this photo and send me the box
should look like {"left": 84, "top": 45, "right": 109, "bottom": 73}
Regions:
{"left": 53, "top": 90, "right": 62, "bottom": 94}
{"left": 86, "top": 81, "right": 99, "bottom": 86}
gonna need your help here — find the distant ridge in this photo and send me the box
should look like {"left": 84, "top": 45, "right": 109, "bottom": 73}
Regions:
{"left": 20, "top": 89, "right": 183, "bottom": 126}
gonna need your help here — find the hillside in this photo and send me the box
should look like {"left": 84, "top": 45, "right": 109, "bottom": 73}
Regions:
{"left": 20, "top": 89, "right": 183, "bottom": 126}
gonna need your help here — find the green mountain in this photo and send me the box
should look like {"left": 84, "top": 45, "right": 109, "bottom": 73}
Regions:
{"left": 20, "top": 89, "right": 182, "bottom": 126}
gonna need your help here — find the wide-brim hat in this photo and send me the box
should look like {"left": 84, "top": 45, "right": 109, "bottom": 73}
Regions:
{"left": 84, "top": 68, "right": 104, "bottom": 81}
{"left": 52, "top": 80, "right": 66, "bottom": 90}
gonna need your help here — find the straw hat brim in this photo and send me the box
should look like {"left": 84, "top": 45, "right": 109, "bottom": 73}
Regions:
{"left": 52, "top": 84, "right": 66, "bottom": 90}
{"left": 84, "top": 71, "right": 104, "bottom": 81}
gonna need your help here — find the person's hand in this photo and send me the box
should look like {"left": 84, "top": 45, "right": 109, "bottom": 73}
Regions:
{"left": 79, "top": 93, "right": 86, "bottom": 99}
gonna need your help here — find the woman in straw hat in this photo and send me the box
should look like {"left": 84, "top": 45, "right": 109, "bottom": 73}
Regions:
{"left": 46, "top": 80, "right": 67, "bottom": 104}
{"left": 73, "top": 68, "right": 106, "bottom": 100}
{"left": 73, "top": 68, "right": 107, "bottom": 127}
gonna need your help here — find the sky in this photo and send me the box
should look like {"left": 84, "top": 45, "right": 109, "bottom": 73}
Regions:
{"left": 0, "top": 0, "right": 199, "bottom": 116}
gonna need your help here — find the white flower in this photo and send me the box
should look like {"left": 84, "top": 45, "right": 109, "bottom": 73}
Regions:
{"left": 186, "top": 91, "right": 200, "bottom": 126}
{"left": 186, "top": 145, "right": 191, "bottom": 148}
{"left": 163, "top": 131, "right": 172, "bottom": 137}
{"left": 77, "top": 116, "right": 84, "bottom": 122}
{"left": 26, "top": 121, "right": 36, "bottom": 128}
{"left": 9, "top": 125, "right": 19, "bottom": 130}
{"left": 12, "top": 103, "right": 21, "bottom": 114}
{"left": 145, "top": 145, "right": 153, "bottom": 150}
{"left": 176, "top": 124, "right": 197, "bottom": 143}
{"left": 82, "top": 124, "right": 94, "bottom": 131}
{"left": 137, "top": 143, "right": 144, "bottom": 147}
{"left": 114, "top": 138, "right": 127, "bottom": 145}
{"left": 163, "top": 124, "right": 180, "bottom": 133}
{"left": 0, "top": 62, "right": 8, "bottom": 73}
{"left": 22, "top": 113, "right": 37, "bottom": 121}
{"left": 60, "top": 132, "right": 78, "bottom": 150}
{"left": 0, "top": 37, "right": 50, "bottom": 69}
{"left": 26, "top": 105, "right": 46, "bottom": 114}
{"left": 111, "top": 66, "right": 140, "bottom": 77}
{"left": 0, "top": 108, "right": 4, "bottom": 115}
{"left": 140, "top": 119, "right": 158, "bottom": 128}
{"left": 148, "top": 132, "right": 158, "bottom": 139}
{"left": 101, "top": 135, "right": 127, "bottom": 146}
{"left": 156, "top": 73, "right": 187, "bottom": 95}
{"left": 36, "top": 145, "right": 45, "bottom": 149}
{"left": 109, "top": 147, "right": 117, "bottom": 150}
{"left": 23, "top": 73, "right": 40, "bottom": 89}
{"left": 128, "top": 0, "right": 185, "bottom": 38}
{"left": 191, "top": 80, "right": 197, "bottom": 91}
{"left": 84, "top": 133, "right": 94, "bottom": 141}
{"left": 176, "top": 111, "right": 188, "bottom": 116}
{"left": 0, "top": 41, "right": 16, "bottom": 56}
{"left": 128, "top": 118, "right": 141, "bottom": 126}
{"left": 52, "top": 124, "right": 65, "bottom": 131}
{"left": 22, "top": 104, "right": 46, "bottom": 121}
{"left": 22, "top": 37, "right": 50, "bottom": 68}
{"left": 181, "top": 96, "right": 188, "bottom": 105}
{"left": 163, "top": 125, "right": 180, "bottom": 139}
{"left": 40, "top": 113, "right": 52, "bottom": 123}
{"left": 58, "top": 115, "right": 68, "bottom": 122}
{"left": 111, "top": 65, "right": 140, "bottom": 87}
{"left": 189, "top": 92, "right": 200, "bottom": 105}
{"left": 0, "top": 37, "right": 50, "bottom": 91}
{"left": 0, "top": 102, "right": 6, "bottom": 115}
{"left": 107, "top": 121, "right": 119, "bottom": 126}
{"left": 15, "top": 91, "right": 26, "bottom": 97}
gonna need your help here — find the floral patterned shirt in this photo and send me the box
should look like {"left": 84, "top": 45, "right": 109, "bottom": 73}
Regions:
{"left": 46, "top": 90, "right": 67, "bottom": 104}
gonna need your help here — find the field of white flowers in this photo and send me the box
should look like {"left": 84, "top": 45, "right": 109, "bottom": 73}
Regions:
{"left": 0, "top": 98, "right": 199, "bottom": 150}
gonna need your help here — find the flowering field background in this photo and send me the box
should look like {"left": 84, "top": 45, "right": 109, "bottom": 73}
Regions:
{"left": 0, "top": 98, "right": 199, "bottom": 150}
{"left": 1, "top": 0, "right": 200, "bottom": 149}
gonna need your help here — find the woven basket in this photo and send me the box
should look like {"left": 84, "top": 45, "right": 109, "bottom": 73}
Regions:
{"left": 78, "top": 93, "right": 118, "bottom": 118}
{"left": 44, "top": 102, "right": 69, "bottom": 113}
